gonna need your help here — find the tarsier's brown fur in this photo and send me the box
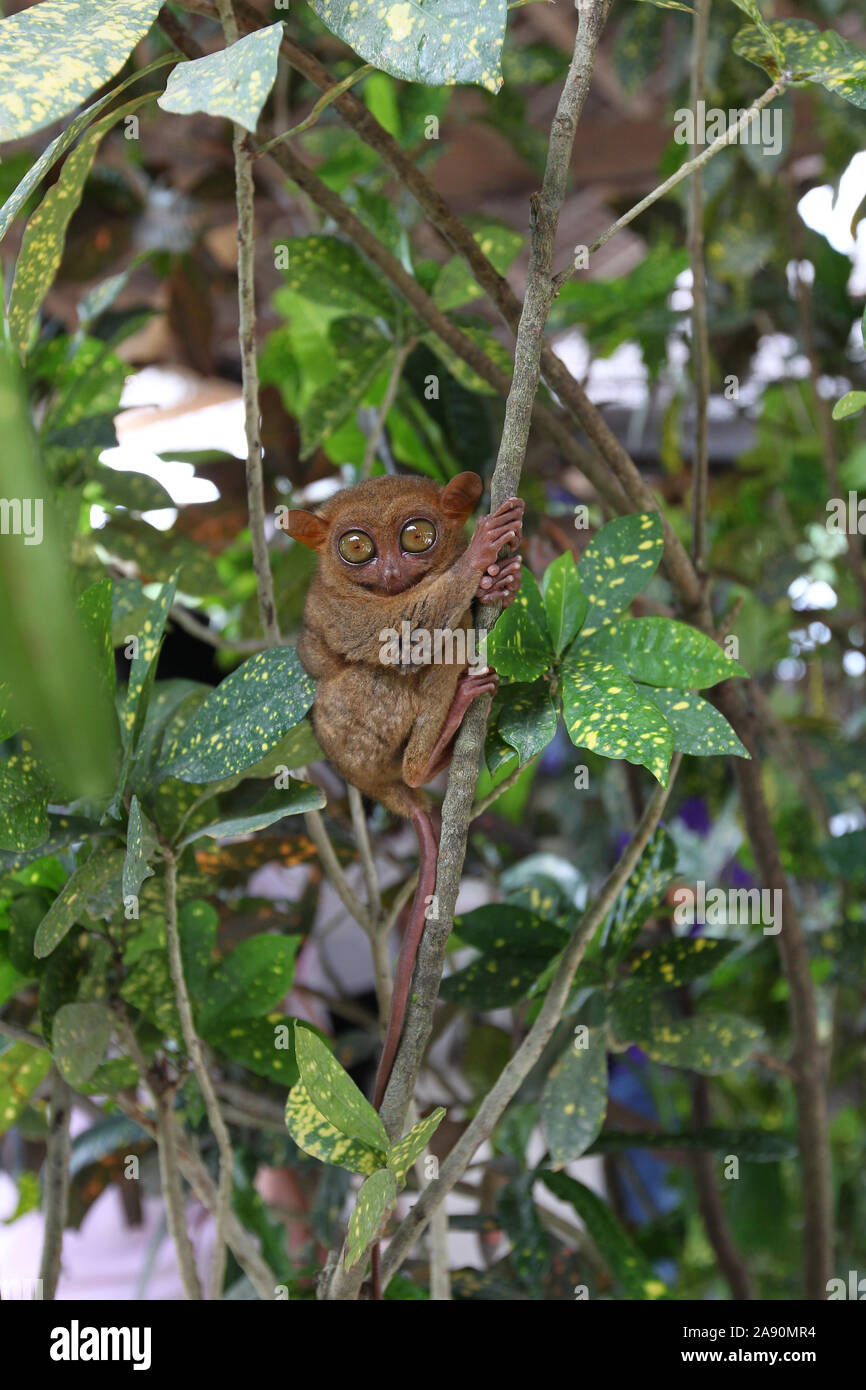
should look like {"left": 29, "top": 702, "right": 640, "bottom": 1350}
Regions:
{"left": 288, "top": 472, "right": 524, "bottom": 1126}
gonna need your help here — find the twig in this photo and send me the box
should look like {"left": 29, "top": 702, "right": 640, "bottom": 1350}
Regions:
{"left": 153, "top": 1081, "right": 204, "bottom": 1298}
{"left": 348, "top": 785, "right": 381, "bottom": 917}
{"left": 376, "top": 761, "right": 680, "bottom": 1291}
{"left": 553, "top": 81, "right": 787, "bottom": 286}
{"left": 0, "top": 1017, "right": 47, "bottom": 1049}
{"left": 170, "top": 604, "right": 268, "bottom": 654}
{"left": 361, "top": 337, "right": 416, "bottom": 480}
{"left": 215, "top": 0, "right": 280, "bottom": 646}
{"left": 303, "top": 806, "right": 374, "bottom": 933}
{"left": 163, "top": 847, "right": 234, "bottom": 1299}
{"left": 688, "top": 0, "right": 711, "bottom": 578}
{"left": 255, "top": 64, "right": 374, "bottom": 157}
{"left": 38, "top": 1067, "right": 72, "bottom": 1300}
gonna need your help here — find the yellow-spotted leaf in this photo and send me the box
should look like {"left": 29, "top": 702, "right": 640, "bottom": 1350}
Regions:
{"left": 485, "top": 568, "right": 553, "bottom": 682}
{"left": 52, "top": 1001, "right": 112, "bottom": 1087}
{"left": 542, "top": 1172, "right": 668, "bottom": 1300}
{"left": 386, "top": 1107, "right": 446, "bottom": 1186}
{"left": 0, "top": 752, "right": 52, "bottom": 853}
{"left": 301, "top": 332, "right": 396, "bottom": 458}
{"left": 439, "top": 951, "right": 551, "bottom": 1008}
{"left": 625, "top": 937, "right": 736, "bottom": 992}
{"left": 122, "top": 795, "right": 156, "bottom": 902}
{"left": 200, "top": 935, "right": 299, "bottom": 1031}
{"left": 345, "top": 1167, "right": 397, "bottom": 1269}
{"left": 602, "top": 827, "right": 678, "bottom": 961}
{"left": 295, "top": 1024, "right": 389, "bottom": 1153}
{"left": 0, "top": 0, "right": 163, "bottom": 142}
{"left": 162, "top": 647, "right": 315, "bottom": 784}
{"left": 278, "top": 236, "right": 397, "bottom": 318}
{"left": 582, "top": 617, "right": 746, "bottom": 690}
{"left": 577, "top": 513, "right": 663, "bottom": 638}
{"left": 158, "top": 23, "right": 283, "bottom": 133}
{"left": 312, "top": 0, "right": 507, "bottom": 93}
{"left": 833, "top": 390, "right": 866, "bottom": 420}
{"left": 285, "top": 1079, "right": 386, "bottom": 1175}
{"left": 541, "top": 550, "right": 587, "bottom": 655}
{"left": 496, "top": 682, "right": 558, "bottom": 766}
{"left": 636, "top": 686, "right": 750, "bottom": 759}
{"left": 453, "top": 903, "right": 567, "bottom": 957}
{"left": 34, "top": 847, "right": 125, "bottom": 959}
{"left": 121, "top": 574, "right": 179, "bottom": 767}
{"left": 541, "top": 1031, "right": 608, "bottom": 1168}
{"left": 433, "top": 223, "right": 524, "bottom": 311}
{"left": 0, "top": 1041, "right": 52, "bottom": 1136}
{"left": 7, "top": 91, "right": 156, "bottom": 355}
{"left": 177, "top": 781, "right": 326, "bottom": 850}
{"left": 424, "top": 324, "right": 513, "bottom": 397}
{"left": 619, "top": 1003, "right": 763, "bottom": 1073}
{"left": 0, "top": 55, "right": 175, "bottom": 244}
{"left": 561, "top": 655, "right": 673, "bottom": 785}
{"left": 212, "top": 1014, "right": 298, "bottom": 1087}
{"left": 733, "top": 20, "right": 866, "bottom": 108}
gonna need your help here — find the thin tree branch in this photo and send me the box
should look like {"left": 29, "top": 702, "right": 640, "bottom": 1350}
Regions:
{"left": 170, "top": 604, "right": 269, "bottom": 654}
{"left": 553, "top": 81, "right": 788, "bottom": 284}
{"left": 303, "top": 805, "right": 374, "bottom": 934}
{"left": 163, "top": 847, "right": 234, "bottom": 1299}
{"left": 215, "top": 0, "right": 280, "bottom": 646}
{"left": 38, "top": 1067, "right": 72, "bottom": 1300}
{"left": 256, "top": 64, "right": 374, "bottom": 157}
{"left": 376, "top": 761, "right": 680, "bottom": 1291}
{"left": 153, "top": 1082, "right": 204, "bottom": 1299}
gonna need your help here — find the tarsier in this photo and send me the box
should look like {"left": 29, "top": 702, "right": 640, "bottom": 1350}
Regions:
{"left": 288, "top": 473, "right": 524, "bottom": 1115}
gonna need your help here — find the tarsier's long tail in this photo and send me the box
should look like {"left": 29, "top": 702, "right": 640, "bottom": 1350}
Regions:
{"left": 370, "top": 800, "right": 440, "bottom": 1300}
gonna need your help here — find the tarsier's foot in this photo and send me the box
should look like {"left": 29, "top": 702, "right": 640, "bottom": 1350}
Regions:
{"left": 478, "top": 556, "right": 523, "bottom": 606}
{"left": 457, "top": 664, "right": 499, "bottom": 707}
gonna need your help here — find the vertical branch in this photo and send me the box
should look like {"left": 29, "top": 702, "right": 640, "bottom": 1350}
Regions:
{"left": 38, "top": 1067, "right": 72, "bottom": 1300}
{"left": 163, "top": 848, "right": 234, "bottom": 1299}
{"left": 688, "top": 0, "right": 711, "bottom": 576}
{"left": 215, "top": 0, "right": 280, "bottom": 645}
{"left": 378, "top": 0, "right": 614, "bottom": 1144}
{"left": 153, "top": 1084, "right": 205, "bottom": 1300}
{"left": 361, "top": 337, "right": 416, "bottom": 479}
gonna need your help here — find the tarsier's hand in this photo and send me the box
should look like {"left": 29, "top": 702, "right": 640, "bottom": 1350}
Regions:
{"left": 478, "top": 556, "right": 522, "bottom": 606}
{"left": 467, "top": 497, "right": 524, "bottom": 578}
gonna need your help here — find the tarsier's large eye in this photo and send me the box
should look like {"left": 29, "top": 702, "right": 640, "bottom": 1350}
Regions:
{"left": 400, "top": 518, "right": 436, "bottom": 553}
{"left": 338, "top": 530, "right": 375, "bottom": 564}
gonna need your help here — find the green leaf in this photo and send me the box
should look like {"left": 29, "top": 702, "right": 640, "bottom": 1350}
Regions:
{"left": 386, "top": 1107, "right": 446, "bottom": 1186}
{"left": 832, "top": 390, "right": 866, "bottom": 420}
{"left": 433, "top": 222, "right": 523, "bottom": 311}
{"left": 122, "top": 796, "right": 156, "bottom": 902}
{"left": 583, "top": 618, "right": 746, "bottom": 689}
{"left": 602, "top": 827, "right": 677, "bottom": 960}
{"left": 278, "top": 236, "right": 396, "bottom": 318}
{"left": 301, "top": 333, "right": 396, "bottom": 457}
{"left": 541, "top": 1031, "right": 608, "bottom": 1167}
{"left": 162, "top": 647, "right": 315, "bottom": 784}
{"left": 51, "top": 1001, "right": 112, "bottom": 1087}
{"left": 485, "top": 568, "right": 553, "bottom": 681}
{"left": 158, "top": 23, "right": 283, "bottom": 133}
{"left": 542, "top": 1172, "right": 667, "bottom": 1299}
{"left": 311, "top": 0, "right": 507, "bottom": 94}
{"left": 424, "top": 324, "right": 513, "bottom": 396}
{"left": 345, "top": 1167, "right": 397, "bottom": 1269}
{"left": 34, "top": 848, "right": 125, "bottom": 958}
{"left": 439, "top": 951, "right": 550, "bottom": 1008}
{"left": 121, "top": 575, "right": 179, "bottom": 755}
{"left": 453, "top": 903, "right": 567, "bottom": 956}
{"left": 497, "top": 1174, "right": 550, "bottom": 1297}
{"left": 0, "top": 754, "right": 51, "bottom": 853}
{"left": 561, "top": 655, "right": 673, "bottom": 785}
{"left": 7, "top": 93, "right": 157, "bottom": 354}
{"left": 210, "top": 1013, "right": 298, "bottom": 1087}
{"left": 633, "top": 0, "right": 693, "bottom": 11}
{"left": 0, "top": 939, "right": 27, "bottom": 1010}
{"left": 615, "top": 1003, "right": 763, "bottom": 1073}
{"left": 496, "top": 682, "right": 559, "bottom": 766}
{"left": 295, "top": 1024, "right": 389, "bottom": 1153}
{"left": 541, "top": 551, "right": 587, "bottom": 655}
{"left": 77, "top": 577, "right": 117, "bottom": 706}
{"left": 285, "top": 1079, "right": 386, "bottom": 1174}
{"left": 177, "top": 900, "right": 217, "bottom": 999}
{"left": 0, "top": 1041, "right": 52, "bottom": 1135}
{"left": 177, "top": 780, "right": 326, "bottom": 849}
{"left": 577, "top": 513, "right": 663, "bottom": 637}
{"left": 636, "top": 686, "right": 750, "bottom": 759}
{"left": 733, "top": 20, "right": 866, "bottom": 107}
{"left": 200, "top": 935, "right": 299, "bottom": 1031}
{"left": 624, "top": 937, "right": 736, "bottom": 991}
{"left": 0, "top": 0, "right": 163, "bottom": 142}
{"left": 120, "top": 950, "right": 179, "bottom": 1038}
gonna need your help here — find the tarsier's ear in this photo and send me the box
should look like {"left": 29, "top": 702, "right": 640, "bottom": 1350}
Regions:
{"left": 441, "top": 471, "right": 482, "bottom": 522}
{"left": 286, "top": 509, "right": 330, "bottom": 550}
